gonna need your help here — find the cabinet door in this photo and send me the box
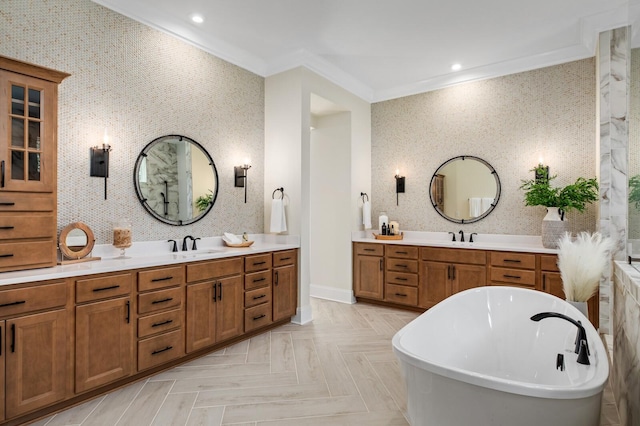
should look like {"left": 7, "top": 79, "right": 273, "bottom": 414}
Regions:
{"left": 0, "top": 71, "right": 57, "bottom": 193}
{"left": 215, "top": 276, "right": 244, "bottom": 342}
{"left": 273, "top": 264, "right": 297, "bottom": 322}
{"left": 6, "top": 310, "right": 67, "bottom": 418}
{"left": 542, "top": 271, "right": 564, "bottom": 299}
{"left": 418, "top": 261, "right": 451, "bottom": 308}
{"left": 186, "top": 281, "right": 216, "bottom": 353}
{"left": 75, "top": 298, "right": 133, "bottom": 393}
{"left": 353, "top": 255, "right": 384, "bottom": 300}
{"left": 452, "top": 264, "right": 486, "bottom": 293}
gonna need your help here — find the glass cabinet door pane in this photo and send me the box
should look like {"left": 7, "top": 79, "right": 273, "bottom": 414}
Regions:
{"left": 28, "top": 152, "right": 41, "bottom": 181}
{"left": 11, "top": 85, "right": 25, "bottom": 116}
{"left": 11, "top": 151, "right": 24, "bottom": 181}
{"left": 28, "top": 88, "right": 41, "bottom": 119}
{"left": 11, "top": 118, "right": 24, "bottom": 147}
{"left": 28, "top": 121, "right": 41, "bottom": 149}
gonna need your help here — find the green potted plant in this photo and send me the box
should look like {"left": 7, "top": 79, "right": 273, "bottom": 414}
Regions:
{"left": 629, "top": 175, "right": 640, "bottom": 209}
{"left": 195, "top": 190, "right": 214, "bottom": 212}
{"left": 520, "top": 165, "right": 598, "bottom": 248}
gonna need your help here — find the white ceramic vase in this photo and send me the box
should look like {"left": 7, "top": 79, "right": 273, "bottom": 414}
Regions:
{"left": 567, "top": 300, "right": 588, "bottom": 319}
{"left": 541, "top": 207, "right": 567, "bottom": 249}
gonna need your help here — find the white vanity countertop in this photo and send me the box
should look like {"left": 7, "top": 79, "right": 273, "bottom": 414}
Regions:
{"left": 352, "top": 231, "right": 558, "bottom": 254}
{"left": 0, "top": 234, "right": 300, "bottom": 287}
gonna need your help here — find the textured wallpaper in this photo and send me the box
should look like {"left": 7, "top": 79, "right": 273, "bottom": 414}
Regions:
{"left": 372, "top": 59, "right": 597, "bottom": 237}
{"left": 1, "top": 0, "right": 265, "bottom": 244}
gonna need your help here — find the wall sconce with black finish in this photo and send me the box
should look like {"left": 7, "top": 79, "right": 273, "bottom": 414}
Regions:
{"left": 90, "top": 130, "right": 112, "bottom": 200}
{"left": 395, "top": 169, "right": 405, "bottom": 206}
{"left": 234, "top": 159, "right": 251, "bottom": 203}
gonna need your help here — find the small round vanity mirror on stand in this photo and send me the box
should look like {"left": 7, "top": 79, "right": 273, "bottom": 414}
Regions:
{"left": 58, "top": 222, "right": 100, "bottom": 264}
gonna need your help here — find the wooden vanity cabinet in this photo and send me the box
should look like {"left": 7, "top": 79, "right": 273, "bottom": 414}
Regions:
{"left": 74, "top": 273, "right": 135, "bottom": 394}
{"left": 136, "top": 266, "right": 185, "bottom": 372}
{"left": 0, "top": 280, "right": 70, "bottom": 421}
{"left": 0, "top": 56, "right": 69, "bottom": 272}
{"left": 185, "top": 258, "right": 244, "bottom": 353}
{"left": 244, "top": 253, "right": 273, "bottom": 333}
{"left": 353, "top": 243, "right": 384, "bottom": 300}
{"left": 540, "top": 254, "right": 599, "bottom": 327}
{"left": 488, "top": 251, "right": 537, "bottom": 289}
{"left": 419, "top": 247, "right": 486, "bottom": 309}
{"left": 273, "top": 250, "right": 298, "bottom": 322}
{"left": 384, "top": 245, "right": 419, "bottom": 306}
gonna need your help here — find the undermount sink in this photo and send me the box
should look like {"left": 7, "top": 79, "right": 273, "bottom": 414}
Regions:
{"left": 174, "top": 249, "right": 223, "bottom": 259}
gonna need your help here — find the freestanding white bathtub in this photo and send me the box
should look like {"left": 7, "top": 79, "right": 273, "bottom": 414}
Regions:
{"left": 392, "top": 286, "right": 608, "bottom": 426}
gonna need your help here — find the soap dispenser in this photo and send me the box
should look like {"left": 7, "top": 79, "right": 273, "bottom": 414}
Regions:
{"left": 378, "top": 211, "right": 388, "bottom": 234}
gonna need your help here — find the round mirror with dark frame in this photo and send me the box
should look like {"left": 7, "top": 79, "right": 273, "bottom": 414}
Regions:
{"left": 134, "top": 135, "right": 219, "bottom": 226}
{"left": 429, "top": 155, "right": 501, "bottom": 224}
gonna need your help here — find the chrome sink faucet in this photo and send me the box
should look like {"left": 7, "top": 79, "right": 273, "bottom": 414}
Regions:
{"left": 530, "top": 312, "right": 590, "bottom": 365}
{"left": 182, "top": 235, "right": 194, "bottom": 251}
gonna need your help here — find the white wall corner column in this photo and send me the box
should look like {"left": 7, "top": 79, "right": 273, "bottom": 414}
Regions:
{"left": 597, "top": 27, "right": 630, "bottom": 334}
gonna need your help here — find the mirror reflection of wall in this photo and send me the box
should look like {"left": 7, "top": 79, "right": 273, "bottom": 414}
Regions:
{"left": 630, "top": 48, "right": 640, "bottom": 240}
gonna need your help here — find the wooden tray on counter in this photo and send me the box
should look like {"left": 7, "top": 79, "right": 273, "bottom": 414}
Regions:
{"left": 372, "top": 233, "right": 403, "bottom": 240}
{"left": 223, "top": 240, "right": 254, "bottom": 247}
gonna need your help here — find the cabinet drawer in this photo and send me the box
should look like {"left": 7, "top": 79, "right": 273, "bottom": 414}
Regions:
{"left": 138, "top": 287, "right": 182, "bottom": 315}
{"left": 138, "top": 308, "right": 182, "bottom": 338}
{"left": 245, "top": 270, "right": 272, "bottom": 291}
{"left": 244, "top": 303, "right": 272, "bottom": 333}
{"left": 0, "top": 194, "right": 54, "bottom": 212}
{"left": 490, "top": 268, "right": 536, "bottom": 287}
{"left": 355, "top": 243, "right": 384, "bottom": 256}
{"left": 490, "top": 252, "right": 536, "bottom": 269}
{"left": 0, "top": 214, "right": 54, "bottom": 240}
{"left": 540, "top": 255, "right": 559, "bottom": 272}
{"left": 245, "top": 253, "right": 272, "bottom": 273}
{"left": 386, "top": 245, "right": 418, "bottom": 259}
{"left": 421, "top": 247, "right": 486, "bottom": 265}
{"left": 245, "top": 287, "right": 272, "bottom": 308}
{"left": 273, "top": 250, "right": 296, "bottom": 267}
{"left": 0, "top": 240, "right": 55, "bottom": 270}
{"left": 386, "top": 271, "right": 418, "bottom": 287}
{"left": 76, "top": 273, "right": 133, "bottom": 303}
{"left": 138, "top": 329, "right": 184, "bottom": 371}
{"left": 386, "top": 258, "right": 418, "bottom": 273}
{"left": 0, "top": 281, "right": 66, "bottom": 317}
{"left": 138, "top": 266, "right": 184, "bottom": 292}
{"left": 384, "top": 284, "right": 418, "bottom": 306}
{"left": 186, "top": 257, "right": 243, "bottom": 283}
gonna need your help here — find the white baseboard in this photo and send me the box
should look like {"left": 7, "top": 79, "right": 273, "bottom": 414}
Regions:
{"left": 310, "top": 284, "right": 356, "bottom": 304}
{"left": 291, "top": 304, "right": 313, "bottom": 325}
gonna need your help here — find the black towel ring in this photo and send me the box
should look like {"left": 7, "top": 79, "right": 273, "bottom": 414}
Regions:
{"left": 360, "top": 192, "right": 369, "bottom": 202}
{"left": 272, "top": 187, "right": 284, "bottom": 199}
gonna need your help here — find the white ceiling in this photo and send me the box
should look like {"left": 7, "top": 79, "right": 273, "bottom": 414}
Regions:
{"left": 92, "top": 0, "right": 631, "bottom": 102}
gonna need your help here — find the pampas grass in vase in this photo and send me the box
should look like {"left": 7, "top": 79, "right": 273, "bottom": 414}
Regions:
{"left": 557, "top": 232, "right": 615, "bottom": 312}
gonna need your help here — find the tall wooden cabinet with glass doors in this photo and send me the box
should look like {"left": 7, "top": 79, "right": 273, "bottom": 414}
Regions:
{"left": 0, "top": 56, "right": 69, "bottom": 272}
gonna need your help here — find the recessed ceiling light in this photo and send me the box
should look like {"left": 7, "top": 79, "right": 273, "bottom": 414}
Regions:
{"left": 191, "top": 14, "right": 204, "bottom": 24}
{"left": 451, "top": 63, "right": 462, "bottom": 71}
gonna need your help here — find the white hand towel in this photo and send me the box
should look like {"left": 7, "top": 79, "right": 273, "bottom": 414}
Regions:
{"left": 270, "top": 198, "right": 287, "bottom": 233}
{"left": 481, "top": 198, "right": 494, "bottom": 214}
{"left": 362, "top": 201, "right": 372, "bottom": 229}
{"left": 469, "top": 198, "right": 482, "bottom": 218}
{"left": 223, "top": 232, "right": 241, "bottom": 244}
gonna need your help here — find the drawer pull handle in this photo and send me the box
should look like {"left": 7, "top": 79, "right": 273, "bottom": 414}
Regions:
{"left": 396, "top": 277, "right": 408, "bottom": 281}
{"left": 364, "top": 248, "right": 375, "bottom": 252}
{"left": 0, "top": 202, "right": 15, "bottom": 206}
{"left": 0, "top": 226, "right": 14, "bottom": 230}
{"left": 275, "top": 271, "right": 279, "bottom": 286}
{"left": 503, "top": 259, "right": 522, "bottom": 263}
{"left": 396, "top": 264, "right": 408, "bottom": 268}
{"left": 542, "top": 275, "right": 546, "bottom": 291}
{"left": 0, "top": 300, "right": 25, "bottom": 308}
{"left": 152, "top": 319, "right": 173, "bottom": 328}
{"left": 151, "top": 276, "right": 173, "bottom": 282}
{"left": 253, "top": 314, "right": 266, "bottom": 321}
{"left": 125, "top": 301, "right": 130, "bottom": 323}
{"left": 252, "top": 294, "right": 266, "bottom": 300}
{"left": 503, "top": 274, "right": 521, "bottom": 279}
{"left": 0, "top": 254, "right": 14, "bottom": 258}
{"left": 1, "top": 160, "right": 4, "bottom": 188}
{"left": 395, "top": 293, "right": 407, "bottom": 297}
{"left": 253, "top": 261, "right": 266, "bottom": 266}
{"left": 151, "top": 346, "right": 173, "bottom": 355}
{"left": 10, "top": 323, "right": 15, "bottom": 352}
{"left": 93, "top": 285, "right": 120, "bottom": 292}
{"left": 151, "top": 297, "right": 173, "bottom": 304}
{"left": 213, "top": 282, "right": 217, "bottom": 302}
{"left": 218, "top": 282, "right": 222, "bottom": 301}
{"left": 253, "top": 277, "right": 266, "bottom": 283}
{"left": 280, "top": 257, "right": 291, "bottom": 261}
{"left": 397, "top": 251, "right": 408, "bottom": 254}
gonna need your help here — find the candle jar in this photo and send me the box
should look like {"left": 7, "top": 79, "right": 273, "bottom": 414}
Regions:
{"left": 113, "top": 219, "right": 132, "bottom": 258}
